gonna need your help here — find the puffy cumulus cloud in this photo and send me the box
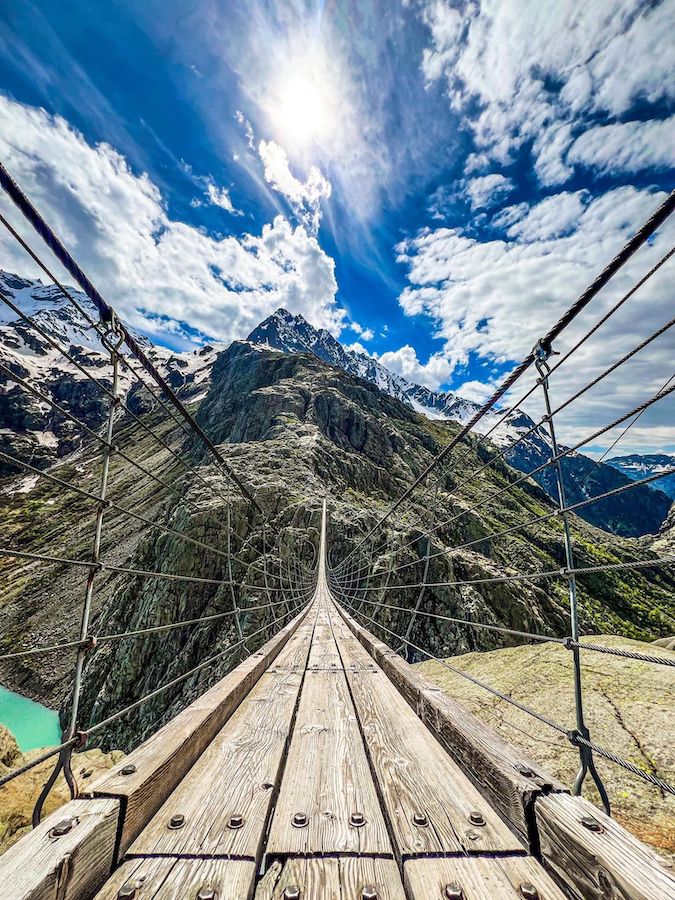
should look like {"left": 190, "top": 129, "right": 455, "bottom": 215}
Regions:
{"left": 505, "top": 191, "right": 588, "bottom": 241}
{"left": 465, "top": 174, "right": 514, "bottom": 210}
{"left": 420, "top": 0, "right": 674, "bottom": 184}
{"left": 378, "top": 344, "right": 453, "bottom": 391}
{"left": 396, "top": 185, "right": 675, "bottom": 447}
{"left": 0, "top": 96, "right": 343, "bottom": 346}
{"left": 567, "top": 117, "right": 675, "bottom": 176}
{"left": 258, "top": 139, "right": 331, "bottom": 234}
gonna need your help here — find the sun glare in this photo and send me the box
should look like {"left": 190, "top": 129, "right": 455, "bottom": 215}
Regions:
{"left": 277, "top": 73, "right": 329, "bottom": 145}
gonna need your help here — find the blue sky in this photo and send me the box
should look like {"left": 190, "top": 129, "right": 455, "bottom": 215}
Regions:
{"left": 0, "top": 0, "right": 673, "bottom": 450}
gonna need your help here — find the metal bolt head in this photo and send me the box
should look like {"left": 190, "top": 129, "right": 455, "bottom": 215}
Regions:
{"left": 292, "top": 812, "right": 308, "bottom": 828}
{"left": 168, "top": 813, "right": 185, "bottom": 830}
{"left": 517, "top": 765, "right": 535, "bottom": 778}
{"left": 197, "top": 890, "right": 217, "bottom": 900}
{"left": 362, "top": 887, "right": 378, "bottom": 900}
{"left": 350, "top": 811, "right": 366, "bottom": 827}
{"left": 120, "top": 763, "right": 136, "bottom": 776}
{"left": 468, "top": 810, "right": 485, "bottom": 826}
{"left": 412, "top": 811, "right": 428, "bottom": 827}
{"left": 519, "top": 884, "right": 539, "bottom": 900}
{"left": 117, "top": 886, "right": 137, "bottom": 900}
{"left": 466, "top": 829, "right": 481, "bottom": 841}
{"left": 49, "top": 818, "right": 76, "bottom": 838}
{"left": 580, "top": 815, "right": 604, "bottom": 833}
{"left": 283, "top": 887, "right": 300, "bottom": 900}
{"left": 444, "top": 886, "right": 464, "bottom": 900}
{"left": 228, "top": 813, "right": 244, "bottom": 829}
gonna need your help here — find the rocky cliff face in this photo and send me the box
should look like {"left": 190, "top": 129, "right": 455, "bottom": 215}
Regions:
{"left": 2, "top": 340, "right": 673, "bottom": 755}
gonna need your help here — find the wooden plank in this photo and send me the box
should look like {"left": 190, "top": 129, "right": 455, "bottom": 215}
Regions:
{"left": 306, "top": 624, "right": 342, "bottom": 670}
{"left": 327, "top": 610, "right": 378, "bottom": 670}
{"left": 256, "top": 858, "right": 405, "bottom": 900}
{"left": 346, "top": 670, "right": 523, "bottom": 857}
{"left": 94, "top": 857, "right": 255, "bottom": 899}
{"left": 536, "top": 793, "right": 675, "bottom": 900}
{"left": 335, "top": 603, "right": 563, "bottom": 848}
{"left": 265, "top": 669, "right": 392, "bottom": 857}
{"left": 90, "top": 608, "right": 307, "bottom": 857}
{"left": 404, "top": 856, "right": 568, "bottom": 900}
{"left": 128, "top": 668, "right": 302, "bottom": 859}
{"left": 0, "top": 797, "right": 119, "bottom": 900}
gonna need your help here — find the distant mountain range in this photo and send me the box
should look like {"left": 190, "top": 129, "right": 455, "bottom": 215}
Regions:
{"left": 607, "top": 454, "right": 675, "bottom": 501}
{"left": 0, "top": 271, "right": 671, "bottom": 537}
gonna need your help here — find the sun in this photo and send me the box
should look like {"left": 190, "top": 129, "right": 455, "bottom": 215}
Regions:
{"left": 277, "top": 72, "right": 330, "bottom": 146}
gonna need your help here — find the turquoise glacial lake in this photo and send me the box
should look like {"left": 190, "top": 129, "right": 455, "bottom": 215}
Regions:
{"left": 0, "top": 685, "right": 61, "bottom": 751}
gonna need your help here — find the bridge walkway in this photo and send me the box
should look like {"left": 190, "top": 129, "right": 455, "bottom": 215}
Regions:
{"left": 2, "top": 502, "right": 672, "bottom": 898}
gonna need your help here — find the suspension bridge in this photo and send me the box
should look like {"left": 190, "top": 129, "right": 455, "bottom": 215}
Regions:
{"left": 0, "top": 164, "right": 673, "bottom": 899}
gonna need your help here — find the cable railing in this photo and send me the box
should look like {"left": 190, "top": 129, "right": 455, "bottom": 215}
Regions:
{"left": 330, "top": 189, "right": 675, "bottom": 815}
{"left": 0, "top": 163, "right": 318, "bottom": 820}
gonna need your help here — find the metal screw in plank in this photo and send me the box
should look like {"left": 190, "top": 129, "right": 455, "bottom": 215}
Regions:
{"left": 362, "top": 888, "right": 378, "bottom": 900}
{"left": 519, "top": 884, "right": 539, "bottom": 899}
{"left": 292, "top": 812, "right": 308, "bottom": 828}
{"left": 412, "top": 811, "right": 428, "bottom": 827}
{"left": 350, "top": 811, "right": 366, "bottom": 827}
{"left": 444, "top": 886, "right": 463, "bottom": 900}
{"left": 228, "top": 813, "right": 244, "bottom": 829}
{"left": 517, "top": 765, "right": 535, "bottom": 778}
{"left": 168, "top": 813, "right": 185, "bottom": 829}
{"left": 117, "top": 886, "right": 136, "bottom": 900}
{"left": 197, "top": 890, "right": 218, "bottom": 900}
{"left": 466, "top": 829, "right": 481, "bottom": 841}
{"left": 49, "top": 818, "right": 76, "bottom": 838}
{"left": 468, "top": 810, "right": 485, "bottom": 826}
{"left": 283, "top": 887, "right": 300, "bottom": 900}
{"left": 120, "top": 764, "right": 136, "bottom": 776}
{"left": 580, "top": 815, "right": 605, "bottom": 833}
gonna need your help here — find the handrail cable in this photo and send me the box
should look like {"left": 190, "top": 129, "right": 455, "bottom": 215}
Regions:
{"left": 336, "top": 599, "right": 675, "bottom": 795}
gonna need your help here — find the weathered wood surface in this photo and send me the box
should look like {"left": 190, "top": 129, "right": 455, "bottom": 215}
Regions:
{"left": 0, "top": 798, "right": 119, "bottom": 900}
{"left": 344, "top": 668, "right": 523, "bottom": 857}
{"left": 265, "top": 663, "right": 392, "bottom": 857}
{"left": 89, "top": 608, "right": 307, "bottom": 857}
{"left": 536, "top": 793, "right": 675, "bottom": 900}
{"left": 127, "top": 666, "right": 303, "bottom": 859}
{"left": 306, "top": 622, "right": 342, "bottom": 670}
{"left": 404, "top": 855, "right": 568, "bottom": 900}
{"left": 94, "top": 857, "right": 256, "bottom": 899}
{"left": 327, "top": 608, "right": 378, "bottom": 670}
{"left": 336, "top": 603, "right": 563, "bottom": 847}
{"left": 256, "top": 857, "right": 405, "bottom": 900}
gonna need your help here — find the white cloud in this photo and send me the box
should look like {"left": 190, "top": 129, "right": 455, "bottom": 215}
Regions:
{"left": 420, "top": 0, "right": 675, "bottom": 184}
{"left": 350, "top": 321, "right": 375, "bottom": 342}
{"left": 345, "top": 340, "right": 369, "bottom": 355}
{"left": 206, "top": 181, "right": 242, "bottom": 215}
{"left": 465, "top": 174, "right": 514, "bottom": 210}
{"left": 378, "top": 344, "right": 453, "bottom": 391}
{"left": 396, "top": 185, "right": 675, "bottom": 447}
{"left": 567, "top": 117, "right": 675, "bottom": 176}
{"left": 506, "top": 191, "right": 588, "bottom": 241}
{"left": 0, "top": 96, "right": 344, "bottom": 346}
{"left": 258, "top": 140, "right": 331, "bottom": 234}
